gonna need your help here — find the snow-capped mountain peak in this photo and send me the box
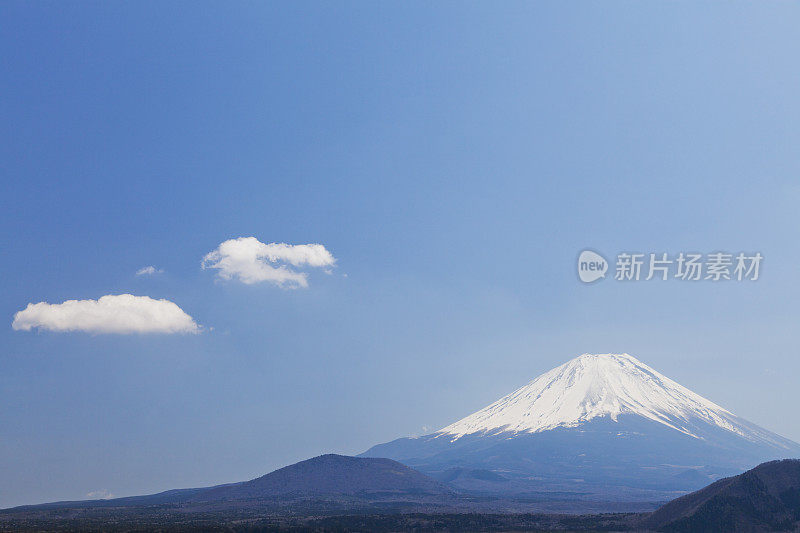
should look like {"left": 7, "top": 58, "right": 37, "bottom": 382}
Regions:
{"left": 362, "top": 352, "right": 800, "bottom": 499}
{"left": 437, "top": 353, "right": 776, "bottom": 443}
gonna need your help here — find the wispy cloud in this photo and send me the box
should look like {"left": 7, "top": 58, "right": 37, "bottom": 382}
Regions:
{"left": 86, "top": 490, "right": 114, "bottom": 500}
{"left": 202, "top": 237, "right": 336, "bottom": 288}
{"left": 136, "top": 266, "right": 163, "bottom": 276}
{"left": 12, "top": 294, "right": 201, "bottom": 334}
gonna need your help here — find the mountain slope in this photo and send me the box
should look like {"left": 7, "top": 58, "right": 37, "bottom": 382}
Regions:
{"left": 362, "top": 353, "right": 800, "bottom": 499}
{"left": 1, "top": 455, "right": 458, "bottom": 519}
{"left": 194, "top": 454, "right": 453, "bottom": 501}
{"left": 439, "top": 353, "right": 792, "bottom": 446}
{"left": 642, "top": 459, "right": 800, "bottom": 532}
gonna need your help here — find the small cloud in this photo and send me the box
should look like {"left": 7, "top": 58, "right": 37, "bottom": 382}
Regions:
{"left": 136, "top": 266, "right": 163, "bottom": 276}
{"left": 202, "top": 237, "right": 336, "bottom": 288}
{"left": 12, "top": 294, "right": 201, "bottom": 334}
{"left": 86, "top": 489, "right": 114, "bottom": 500}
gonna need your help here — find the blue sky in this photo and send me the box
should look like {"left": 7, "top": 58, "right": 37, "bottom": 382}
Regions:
{"left": 2, "top": 2, "right": 800, "bottom": 507}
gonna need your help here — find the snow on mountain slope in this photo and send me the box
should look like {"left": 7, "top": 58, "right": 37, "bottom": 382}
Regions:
{"left": 362, "top": 352, "right": 800, "bottom": 499}
{"left": 437, "top": 353, "right": 785, "bottom": 447}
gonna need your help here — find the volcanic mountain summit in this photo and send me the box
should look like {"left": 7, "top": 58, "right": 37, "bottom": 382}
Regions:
{"left": 362, "top": 353, "right": 800, "bottom": 499}
{"left": 438, "top": 353, "right": 790, "bottom": 444}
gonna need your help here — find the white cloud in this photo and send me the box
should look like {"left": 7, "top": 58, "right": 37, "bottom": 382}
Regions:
{"left": 12, "top": 294, "right": 201, "bottom": 334}
{"left": 136, "top": 266, "right": 163, "bottom": 276}
{"left": 202, "top": 237, "right": 336, "bottom": 288}
{"left": 86, "top": 490, "right": 114, "bottom": 500}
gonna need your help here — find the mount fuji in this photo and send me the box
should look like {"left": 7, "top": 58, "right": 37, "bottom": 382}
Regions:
{"left": 362, "top": 353, "right": 800, "bottom": 500}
